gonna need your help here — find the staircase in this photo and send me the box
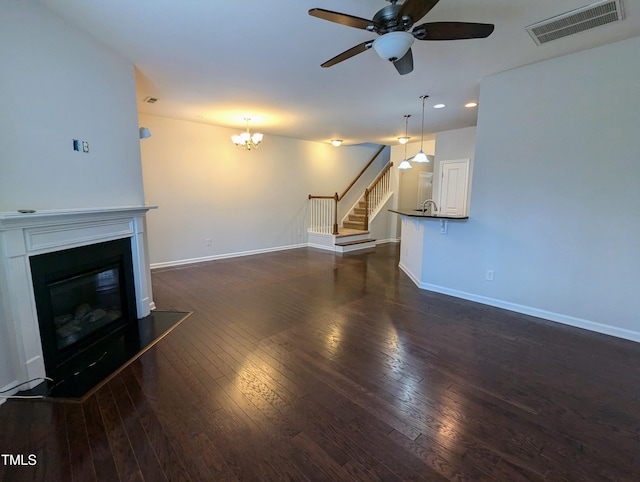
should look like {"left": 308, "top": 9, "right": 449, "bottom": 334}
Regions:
{"left": 307, "top": 200, "right": 375, "bottom": 252}
{"left": 343, "top": 201, "right": 368, "bottom": 230}
{"left": 333, "top": 201, "right": 376, "bottom": 252}
{"left": 334, "top": 231, "right": 375, "bottom": 253}
{"left": 308, "top": 149, "right": 392, "bottom": 253}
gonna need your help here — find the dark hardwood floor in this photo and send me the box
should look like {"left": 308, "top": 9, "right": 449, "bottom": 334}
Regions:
{"left": 1, "top": 244, "right": 639, "bottom": 481}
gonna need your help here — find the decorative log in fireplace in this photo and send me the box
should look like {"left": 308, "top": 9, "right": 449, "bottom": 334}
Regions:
{"left": 30, "top": 238, "right": 137, "bottom": 381}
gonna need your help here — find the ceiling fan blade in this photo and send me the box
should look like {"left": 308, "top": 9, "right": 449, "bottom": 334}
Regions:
{"left": 393, "top": 48, "right": 413, "bottom": 75}
{"left": 398, "top": 0, "right": 441, "bottom": 24}
{"left": 321, "top": 41, "right": 373, "bottom": 68}
{"left": 309, "top": 8, "right": 376, "bottom": 30}
{"left": 413, "top": 22, "right": 495, "bottom": 40}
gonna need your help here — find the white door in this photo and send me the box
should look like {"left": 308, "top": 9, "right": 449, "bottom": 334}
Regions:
{"left": 438, "top": 159, "right": 469, "bottom": 216}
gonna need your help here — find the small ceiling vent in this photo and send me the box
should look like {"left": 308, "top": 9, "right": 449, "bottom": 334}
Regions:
{"left": 142, "top": 96, "right": 158, "bottom": 104}
{"left": 526, "top": 0, "right": 624, "bottom": 46}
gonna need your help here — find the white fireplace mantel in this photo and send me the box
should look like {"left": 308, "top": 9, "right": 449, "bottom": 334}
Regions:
{"left": 0, "top": 205, "right": 156, "bottom": 394}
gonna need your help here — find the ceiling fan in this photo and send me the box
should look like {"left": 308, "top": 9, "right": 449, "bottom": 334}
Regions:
{"left": 309, "top": 0, "right": 494, "bottom": 75}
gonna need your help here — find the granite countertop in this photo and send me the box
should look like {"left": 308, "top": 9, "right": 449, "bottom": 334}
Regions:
{"left": 388, "top": 209, "right": 469, "bottom": 220}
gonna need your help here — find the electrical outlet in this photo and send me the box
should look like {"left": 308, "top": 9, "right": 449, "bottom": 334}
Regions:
{"left": 205, "top": 238, "right": 212, "bottom": 246}
{"left": 82, "top": 141, "right": 89, "bottom": 153}
{"left": 485, "top": 270, "right": 495, "bottom": 281}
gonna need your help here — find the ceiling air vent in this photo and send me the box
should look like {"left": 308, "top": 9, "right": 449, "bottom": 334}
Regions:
{"left": 142, "top": 96, "right": 158, "bottom": 104}
{"left": 526, "top": 0, "right": 624, "bottom": 46}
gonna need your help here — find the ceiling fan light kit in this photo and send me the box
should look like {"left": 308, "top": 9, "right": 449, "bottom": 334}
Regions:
{"left": 372, "top": 31, "right": 414, "bottom": 61}
{"left": 309, "top": 0, "right": 494, "bottom": 76}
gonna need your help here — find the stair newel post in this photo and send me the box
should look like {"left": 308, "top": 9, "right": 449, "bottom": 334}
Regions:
{"left": 333, "top": 193, "right": 339, "bottom": 235}
{"left": 363, "top": 188, "right": 370, "bottom": 231}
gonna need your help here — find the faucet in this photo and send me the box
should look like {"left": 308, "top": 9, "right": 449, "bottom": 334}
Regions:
{"left": 421, "top": 199, "right": 438, "bottom": 214}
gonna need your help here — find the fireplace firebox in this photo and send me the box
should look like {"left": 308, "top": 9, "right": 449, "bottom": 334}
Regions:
{"left": 30, "top": 238, "right": 137, "bottom": 381}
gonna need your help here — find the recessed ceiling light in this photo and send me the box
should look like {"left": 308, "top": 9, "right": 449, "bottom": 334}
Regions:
{"left": 397, "top": 136, "right": 410, "bottom": 144}
{"left": 331, "top": 139, "right": 343, "bottom": 147}
{"left": 433, "top": 104, "right": 446, "bottom": 109}
{"left": 465, "top": 102, "right": 478, "bottom": 108}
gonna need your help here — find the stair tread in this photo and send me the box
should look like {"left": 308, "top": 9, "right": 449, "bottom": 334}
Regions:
{"left": 335, "top": 239, "right": 376, "bottom": 247}
{"left": 335, "top": 228, "right": 369, "bottom": 238}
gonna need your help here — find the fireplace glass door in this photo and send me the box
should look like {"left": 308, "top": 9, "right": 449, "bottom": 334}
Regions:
{"left": 50, "top": 266, "right": 124, "bottom": 351}
{"left": 30, "top": 238, "right": 137, "bottom": 379}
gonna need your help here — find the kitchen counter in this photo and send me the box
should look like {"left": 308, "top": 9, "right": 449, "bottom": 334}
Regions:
{"left": 388, "top": 209, "right": 468, "bottom": 220}
{"left": 389, "top": 209, "right": 468, "bottom": 287}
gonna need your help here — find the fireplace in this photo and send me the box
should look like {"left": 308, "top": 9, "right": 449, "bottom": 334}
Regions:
{"left": 0, "top": 206, "right": 155, "bottom": 396}
{"left": 30, "top": 238, "right": 138, "bottom": 380}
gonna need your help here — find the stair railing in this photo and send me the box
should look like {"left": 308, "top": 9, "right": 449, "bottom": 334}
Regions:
{"left": 363, "top": 162, "right": 393, "bottom": 230}
{"left": 309, "top": 145, "right": 386, "bottom": 235}
{"left": 308, "top": 193, "right": 339, "bottom": 234}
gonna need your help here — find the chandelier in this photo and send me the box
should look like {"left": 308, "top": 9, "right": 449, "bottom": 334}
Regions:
{"left": 231, "top": 117, "right": 263, "bottom": 150}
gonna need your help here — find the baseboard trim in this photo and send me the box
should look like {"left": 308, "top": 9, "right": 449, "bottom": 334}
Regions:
{"left": 376, "top": 238, "right": 399, "bottom": 245}
{"left": 151, "top": 239, "right": 398, "bottom": 269}
{"left": 306, "top": 242, "right": 336, "bottom": 252}
{"left": 398, "top": 262, "right": 421, "bottom": 286}
{"left": 422, "top": 281, "right": 640, "bottom": 343}
{"left": 398, "top": 263, "right": 639, "bottom": 343}
{"left": 151, "top": 243, "right": 307, "bottom": 269}
{"left": 0, "top": 380, "right": 20, "bottom": 405}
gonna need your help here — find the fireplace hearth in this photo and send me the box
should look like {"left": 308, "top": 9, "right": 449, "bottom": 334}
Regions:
{"left": 30, "top": 238, "right": 137, "bottom": 381}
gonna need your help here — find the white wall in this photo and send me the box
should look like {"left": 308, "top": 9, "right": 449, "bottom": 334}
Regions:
{"left": 369, "top": 195, "right": 396, "bottom": 245}
{"left": 0, "top": 0, "right": 144, "bottom": 211}
{"left": 0, "top": 1, "right": 145, "bottom": 393}
{"left": 139, "top": 114, "right": 386, "bottom": 266}
{"left": 421, "top": 36, "right": 640, "bottom": 341}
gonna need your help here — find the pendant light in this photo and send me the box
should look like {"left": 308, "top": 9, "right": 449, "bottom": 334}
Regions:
{"left": 413, "top": 95, "right": 429, "bottom": 163}
{"left": 398, "top": 115, "right": 412, "bottom": 170}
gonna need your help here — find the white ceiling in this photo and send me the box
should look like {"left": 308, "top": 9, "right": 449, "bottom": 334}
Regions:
{"left": 38, "top": 0, "right": 640, "bottom": 145}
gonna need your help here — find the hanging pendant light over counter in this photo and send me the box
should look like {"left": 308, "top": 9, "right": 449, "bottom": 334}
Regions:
{"left": 413, "top": 95, "right": 429, "bottom": 163}
{"left": 398, "top": 114, "right": 412, "bottom": 170}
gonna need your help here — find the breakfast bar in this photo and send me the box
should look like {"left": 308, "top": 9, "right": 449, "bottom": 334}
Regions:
{"left": 389, "top": 209, "right": 469, "bottom": 287}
